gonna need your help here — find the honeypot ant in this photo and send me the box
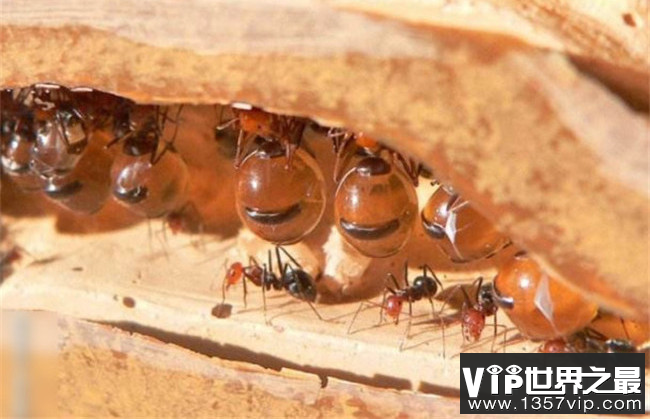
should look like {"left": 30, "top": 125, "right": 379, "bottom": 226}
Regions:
{"left": 234, "top": 135, "right": 326, "bottom": 245}
{"left": 107, "top": 104, "right": 190, "bottom": 219}
{"left": 331, "top": 131, "right": 420, "bottom": 257}
{"left": 492, "top": 251, "right": 598, "bottom": 341}
{"left": 421, "top": 184, "right": 511, "bottom": 263}
{"left": 222, "top": 246, "right": 321, "bottom": 323}
{"left": 217, "top": 103, "right": 307, "bottom": 168}
{"left": 28, "top": 84, "right": 119, "bottom": 179}
{"left": 1, "top": 88, "right": 43, "bottom": 191}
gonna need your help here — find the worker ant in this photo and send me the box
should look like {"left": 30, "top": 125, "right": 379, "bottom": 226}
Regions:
{"left": 347, "top": 263, "right": 446, "bottom": 352}
{"left": 222, "top": 246, "right": 321, "bottom": 323}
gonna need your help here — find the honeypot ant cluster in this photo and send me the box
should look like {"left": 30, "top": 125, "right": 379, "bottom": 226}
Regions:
{"left": 1, "top": 84, "right": 645, "bottom": 355}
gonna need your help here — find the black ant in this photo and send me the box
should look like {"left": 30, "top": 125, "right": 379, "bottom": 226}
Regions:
{"left": 578, "top": 326, "right": 648, "bottom": 353}
{"left": 348, "top": 263, "right": 446, "bottom": 352}
{"left": 223, "top": 246, "right": 321, "bottom": 323}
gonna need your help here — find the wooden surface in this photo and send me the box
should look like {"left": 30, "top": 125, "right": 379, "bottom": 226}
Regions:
{"left": 1, "top": 310, "right": 459, "bottom": 418}
{"left": 2, "top": 310, "right": 645, "bottom": 418}
{"left": 1, "top": 0, "right": 647, "bottom": 318}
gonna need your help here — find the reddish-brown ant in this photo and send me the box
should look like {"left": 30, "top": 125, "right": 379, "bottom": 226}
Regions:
{"left": 235, "top": 136, "right": 326, "bottom": 245}
{"left": 457, "top": 278, "right": 507, "bottom": 351}
{"left": 492, "top": 251, "right": 598, "bottom": 341}
{"left": 217, "top": 103, "right": 307, "bottom": 168}
{"left": 348, "top": 263, "right": 446, "bottom": 352}
{"left": 379, "top": 263, "right": 444, "bottom": 325}
{"left": 331, "top": 131, "right": 419, "bottom": 258}
{"left": 421, "top": 184, "right": 511, "bottom": 263}
{"left": 222, "top": 246, "right": 321, "bottom": 323}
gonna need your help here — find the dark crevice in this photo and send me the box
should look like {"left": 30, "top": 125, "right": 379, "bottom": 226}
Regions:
{"left": 570, "top": 55, "right": 649, "bottom": 113}
{"left": 103, "top": 320, "right": 459, "bottom": 397}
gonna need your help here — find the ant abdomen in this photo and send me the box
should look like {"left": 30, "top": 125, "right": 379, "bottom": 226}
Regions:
{"left": 493, "top": 252, "right": 598, "bottom": 340}
{"left": 109, "top": 105, "right": 189, "bottom": 218}
{"left": 235, "top": 140, "right": 326, "bottom": 245}
{"left": 42, "top": 139, "right": 113, "bottom": 214}
{"left": 334, "top": 155, "right": 417, "bottom": 258}
{"left": 283, "top": 269, "right": 317, "bottom": 302}
{"left": 421, "top": 186, "right": 510, "bottom": 263}
{"left": 111, "top": 150, "right": 189, "bottom": 218}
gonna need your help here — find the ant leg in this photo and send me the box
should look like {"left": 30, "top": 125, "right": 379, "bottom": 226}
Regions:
{"left": 473, "top": 277, "right": 484, "bottom": 302}
{"left": 386, "top": 272, "right": 400, "bottom": 291}
{"left": 261, "top": 263, "right": 269, "bottom": 325}
{"left": 620, "top": 317, "right": 631, "bottom": 341}
{"left": 399, "top": 315, "right": 413, "bottom": 352}
{"left": 347, "top": 301, "right": 366, "bottom": 335}
{"left": 153, "top": 223, "right": 170, "bottom": 261}
{"left": 242, "top": 268, "right": 248, "bottom": 309}
{"left": 276, "top": 245, "right": 302, "bottom": 269}
{"left": 234, "top": 131, "right": 256, "bottom": 168}
{"left": 379, "top": 289, "right": 390, "bottom": 325}
{"left": 428, "top": 297, "right": 436, "bottom": 320}
{"left": 403, "top": 261, "right": 410, "bottom": 288}
{"left": 307, "top": 301, "right": 324, "bottom": 321}
{"left": 105, "top": 130, "right": 133, "bottom": 150}
{"left": 221, "top": 259, "right": 228, "bottom": 305}
{"left": 146, "top": 219, "right": 154, "bottom": 255}
{"left": 332, "top": 136, "right": 355, "bottom": 183}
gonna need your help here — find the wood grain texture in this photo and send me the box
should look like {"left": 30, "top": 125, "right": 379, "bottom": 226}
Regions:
{"left": 0, "top": 1, "right": 648, "bottom": 317}
{"left": 0, "top": 310, "right": 456, "bottom": 418}
{"left": 330, "top": 0, "right": 649, "bottom": 73}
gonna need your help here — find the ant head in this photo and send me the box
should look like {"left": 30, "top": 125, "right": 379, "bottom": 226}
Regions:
{"left": 385, "top": 294, "right": 404, "bottom": 319}
{"left": 477, "top": 282, "right": 497, "bottom": 315}
{"left": 225, "top": 262, "right": 244, "bottom": 286}
{"left": 355, "top": 132, "right": 379, "bottom": 150}
{"left": 607, "top": 339, "right": 635, "bottom": 353}
{"left": 122, "top": 116, "right": 161, "bottom": 157}
{"left": 237, "top": 108, "right": 273, "bottom": 135}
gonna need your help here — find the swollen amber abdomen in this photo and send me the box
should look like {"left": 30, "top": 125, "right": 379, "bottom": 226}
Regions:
{"left": 494, "top": 253, "right": 598, "bottom": 340}
{"left": 421, "top": 186, "right": 510, "bottom": 263}
{"left": 235, "top": 143, "right": 326, "bottom": 244}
